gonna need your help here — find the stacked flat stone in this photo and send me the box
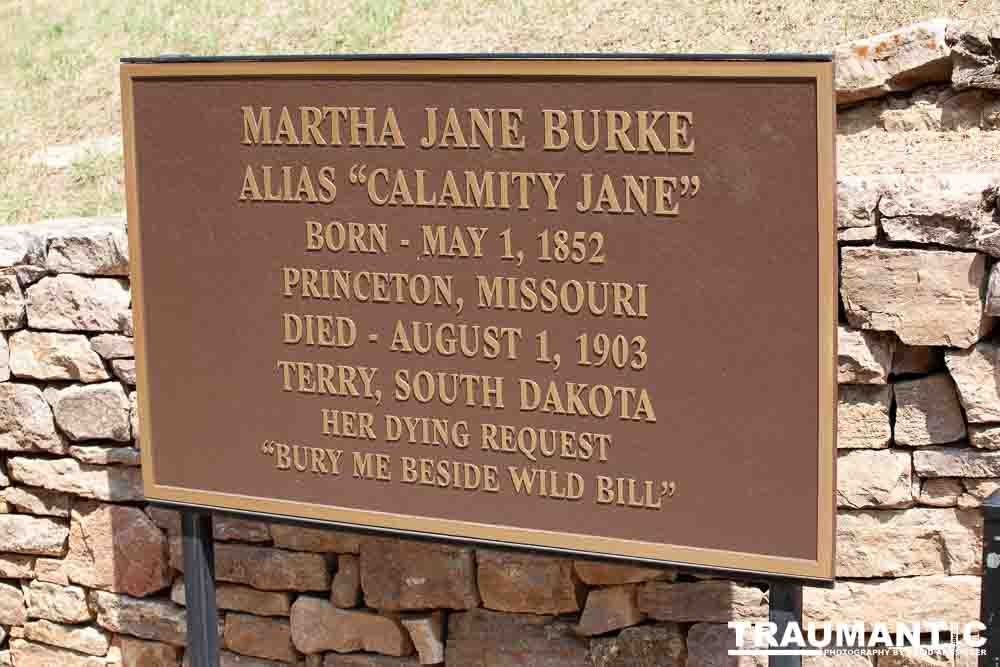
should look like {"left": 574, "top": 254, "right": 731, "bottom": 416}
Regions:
{"left": 0, "top": 19, "right": 999, "bottom": 667}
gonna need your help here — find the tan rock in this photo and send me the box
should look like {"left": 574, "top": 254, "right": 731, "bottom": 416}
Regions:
{"left": 68, "top": 445, "right": 141, "bottom": 466}
{"left": 9, "top": 640, "right": 118, "bottom": 667}
{"left": 837, "top": 449, "right": 912, "bottom": 509}
{"left": 8, "top": 331, "right": 109, "bottom": 382}
{"left": 130, "top": 390, "right": 139, "bottom": 442}
{"left": 686, "top": 623, "right": 765, "bottom": 667}
{"left": 841, "top": 247, "right": 989, "bottom": 347}
{"left": 837, "top": 508, "right": 981, "bottom": 576}
{"left": 0, "top": 554, "right": 35, "bottom": 579}
{"left": 118, "top": 637, "right": 180, "bottom": 667}
{"left": 0, "top": 581, "right": 26, "bottom": 625}
{"left": 589, "top": 624, "right": 686, "bottom": 667}
{"left": 1, "top": 486, "right": 70, "bottom": 516}
{"left": 89, "top": 334, "right": 134, "bottom": 360}
{"left": 25, "top": 581, "right": 92, "bottom": 623}
{"left": 838, "top": 226, "right": 877, "bottom": 242}
{"left": 171, "top": 580, "right": 292, "bottom": 616}
{"left": 838, "top": 385, "right": 892, "bottom": 448}
{"left": 0, "top": 515, "right": 68, "bottom": 555}
{"left": 573, "top": 560, "right": 673, "bottom": 585}
{"left": 89, "top": 590, "right": 186, "bottom": 645}
{"left": 445, "top": 608, "right": 589, "bottom": 666}
{"left": 0, "top": 274, "right": 26, "bottom": 330}
{"left": 8, "top": 457, "right": 142, "bottom": 501}
{"left": 47, "top": 382, "right": 131, "bottom": 442}
{"left": 213, "top": 516, "right": 271, "bottom": 542}
{"left": 223, "top": 613, "right": 296, "bottom": 662}
{"left": 62, "top": 501, "right": 170, "bottom": 597}
{"left": 914, "top": 447, "right": 1000, "bottom": 477}
{"left": 637, "top": 580, "right": 767, "bottom": 623}
{"left": 361, "top": 537, "right": 479, "bottom": 611}
{"left": 834, "top": 20, "right": 952, "bottom": 105}
{"left": 803, "top": 656, "right": 872, "bottom": 666}
{"left": 989, "top": 263, "right": 1000, "bottom": 316}
{"left": 146, "top": 507, "right": 181, "bottom": 537}
{"left": 946, "top": 342, "right": 1000, "bottom": 422}
{"left": 804, "top": 575, "right": 979, "bottom": 626}
{"left": 217, "top": 651, "right": 293, "bottom": 667}
{"left": 269, "top": 524, "right": 361, "bottom": 552}
{"left": 26, "top": 275, "right": 130, "bottom": 332}
{"left": 290, "top": 596, "right": 413, "bottom": 656}
{"left": 400, "top": 611, "right": 445, "bottom": 664}
{"left": 0, "top": 383, "right": 66, "bottom": 453}
{"left": 324, "top": 656, "right": 420, "bottom": 667}
{"left": 175, "top": 542, "right": 331, "bottom": 592}
{"left": 894, "top": 374, "right": 967, "bottom": 446}
{"left": 892, "top": 344, "right": 944, "bottom": 376}
{"left": 575, "top": 585, "right": 644, "bottom": 636}
{"left": 838, "top": 326, "right": 894, "bottom": 384}
{"left": 919, "top": 478, "right": 963, "bottom": 506}
{"left": 331, "top": 554, "right": 362, "bottom": 608}
{"left": 477, "top": 549, "right": 584, "bottom": 614}
{"left": 879, "top": 174, "right": 1000, "bottom": 256}
{"left": 23, "top": 619, "right": 110, "bottom": 656}
{"left": 34, "top": 558, "right": 67, "bottom": 584}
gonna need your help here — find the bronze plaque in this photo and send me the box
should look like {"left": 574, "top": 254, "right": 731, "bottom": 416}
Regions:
{"left": 122, "top": 57, "right": 836, "bottom": 582}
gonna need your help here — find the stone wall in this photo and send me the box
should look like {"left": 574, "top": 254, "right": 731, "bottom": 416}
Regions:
{"left": 0, "top": 19, "right": 998, "bottom": 667}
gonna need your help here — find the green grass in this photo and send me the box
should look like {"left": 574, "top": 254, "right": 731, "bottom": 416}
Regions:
{"left": 0, "top": 0, "right": 996, "bottom": 224}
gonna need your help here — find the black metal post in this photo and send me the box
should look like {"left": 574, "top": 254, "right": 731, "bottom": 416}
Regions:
{"left": 182, "top": 510, "right": 219, "bottom": 667}
{"left": 981, "top": 491, "right": 1000, "bottom": 666}
{"left": 769, "top": 581, "right": 803, "bottom": 667}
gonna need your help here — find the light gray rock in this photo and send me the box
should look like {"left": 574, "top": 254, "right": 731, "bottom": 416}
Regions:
{"left": 1, "top": 486, "right": 70, "bottom": 517}
{"left": 25, "top": 581, "right": 92, "bottom": 623}
{"left": 837, "top": 508, "right": 981, "bottom": 577}
{"left": 89, "top": 334, "right": 134, "bottom": 360}
{"left": 0, "top": 515, "right": 68, "bottom": 555}
{"left": 0, "top": 333, "right": 8, "bottom": 382}
{"left": 0, "top": 275, "right": 25, "bottom": 330}
{"left": 970, "top": 424, "right": 1000, "bottom": 450}
{"left": 111, "top": 358, "right": 136, "bottom": 385}
{"left": 837, "top": 176, "right": 883, "bottom": 233}
{"left": 686, "top": 623, "right": 766, "bottom": 667}
{"left": 837, "top": 449, "right": 912, "bottom": 509}
{"left": 0, "top": 224, "right": 45, "bottom": 268}
{"left": 838, "top": 326, "right": 894, "bottom": 384}
{"left": 989, "top": 264, "right": 1000, "bottom": 316}
{"left": 42, "top": 217, "right": 129, "bottom": 276}
{"left": 893, "top": 373, "right": 967, "bottom": 446}
{"left": 914, "top": 447, "right": 1000, "bottom": 478}
{"left": 834, "top": 20, "right": 953, "bottom": 105}
{"left": 8, "top": 331, "right": 110, "bottom": 382}
{"left": 950, "top": 29, "right": 1000, "bottom": 91}
{"left": 7, "top": 457, "right": 143, "bottom": 501}
{"left": 68, "top": 445, "right": 141, "bottom": 466}
{"left": 89, "top": 590, "right": 186, "bottom": 646}
{"left": 47, "top": 382, "right": 131, "bottom": 441}
{"left": 946, "top": 341, "right": 1000, "bottom": 422}
{"left": 804, "top": 575, "right": 979, "bottom": 627}
{"left": 879, "top": 174, "right": 1000, "bottom": 256}
{"left": 0, "top": 383, "right": 66, "bottom": 453}
{"left": 841, "top": 247, "right": 989, "bottom": 347}
{"left": 838, "top": 385, "right": 892, "bottom": 449}
{"left": 26, "top": 275, "right": 130, "bottom": 333}
{"left": 9, "top": 640, "right": 119, "bottom": 667}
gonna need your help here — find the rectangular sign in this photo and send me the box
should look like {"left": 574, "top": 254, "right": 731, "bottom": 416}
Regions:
{"left": 122, "top": 56, "right": 836, "bottom": 582}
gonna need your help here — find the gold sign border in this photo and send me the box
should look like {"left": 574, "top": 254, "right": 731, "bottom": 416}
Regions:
{"left": 121, "top": 58, "right": 837, "bottom": 583}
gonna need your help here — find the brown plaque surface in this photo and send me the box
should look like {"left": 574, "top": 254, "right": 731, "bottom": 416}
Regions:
{"left": 122, "top": 58, "right": 836, "bottom": 582}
